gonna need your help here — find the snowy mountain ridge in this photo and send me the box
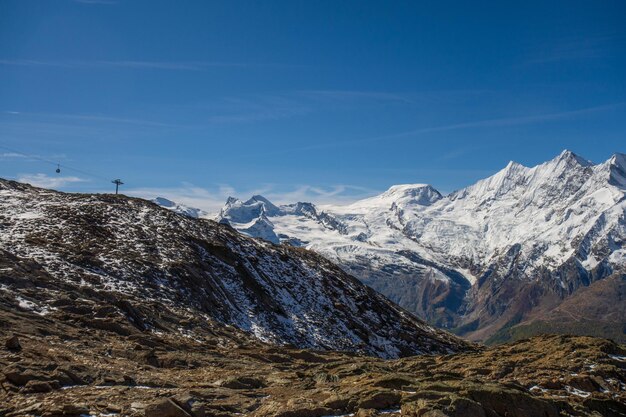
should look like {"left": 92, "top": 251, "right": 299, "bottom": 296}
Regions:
{"left": 152, "top": 197, "right": 209, "bottom": 219}
{"left": 216, "top": 150, "right": 626, "bottom": 341}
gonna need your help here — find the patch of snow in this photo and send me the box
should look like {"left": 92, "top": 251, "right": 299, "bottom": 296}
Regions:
{"left": 565, "top": 386, "right": 591, "bottom": 398}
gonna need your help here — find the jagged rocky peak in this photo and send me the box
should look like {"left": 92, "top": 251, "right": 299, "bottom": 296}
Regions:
{"left": 449, "top": 160, "right": 529, "bottom": 201}
{"left": 450, "top": 150, "right": 594, "bottom": 203}
{"left": 220, "top": 195, "right": 276, "bottom": 223}
{"left": 240, "top": 215, "right": 280, "bottom": 244}
{"left": 551, "top": 149, "right": 593, "bottom": 167}
{"left": 244, "top": 195, "right": 282, "bottom": 216}
{"left": 606, "top": 152, "right": 626, "bottom": 188}
{"left": 534, "top": 150, "right": 594, "bottom": 178}
{"left": 220, "top": 194, "right": 283, "bottom": 224}
{"left": 289, "top": 201, "right": 317, "bottom": 215}
{"left": 225, "top": 196, "right": 241, "bottom": 205}
{"left": 612, "top": 152, "right": 626, "bottom": 167}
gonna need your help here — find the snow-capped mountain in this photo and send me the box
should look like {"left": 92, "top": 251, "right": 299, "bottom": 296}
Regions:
{"left": 217, "top": 151, "right": 626, "bottom": 342}
{"left": 0, "top": 178, "right": 467, "bottom": 358}
{"left": 152, "top": 196, "right": 208, "bottom": 218}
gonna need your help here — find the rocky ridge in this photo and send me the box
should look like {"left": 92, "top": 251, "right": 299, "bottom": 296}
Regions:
{"left": 0, "top": 178, "right": 465, "bottom": 358}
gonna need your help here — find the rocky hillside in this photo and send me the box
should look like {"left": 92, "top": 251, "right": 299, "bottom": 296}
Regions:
{"left": 216, "top": 151, "right": 626, "bottom": 343}
{"left": 0, "top": 178, "right": 466, "bottom": 358}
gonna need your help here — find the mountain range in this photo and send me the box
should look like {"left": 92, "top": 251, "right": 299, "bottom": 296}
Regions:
{"left": 2, "top": 173, "right": 625, "bottom": 416}
{"left": 212, "top": 150, "right": 626, "bottom": 343}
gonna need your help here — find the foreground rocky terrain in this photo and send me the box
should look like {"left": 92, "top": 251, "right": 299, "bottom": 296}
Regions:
{"left": 1, "top": 303, "right": 625, "bottom": 416}
{"left": 215, "top": 151, "right": 626, "bottom": 343}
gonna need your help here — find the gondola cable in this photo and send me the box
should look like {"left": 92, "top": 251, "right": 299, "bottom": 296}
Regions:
{"left": 0, "top": 143, "right": 122, "bottom": 191}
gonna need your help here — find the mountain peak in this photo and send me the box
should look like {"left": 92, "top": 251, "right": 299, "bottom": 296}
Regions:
{"left": 225, "top": 196, "right": 241, "bottom": 205}
{"left": 152, "top": 197, "right": 207, "bottom": 218}
{"left": 244, "top": 195, "right": 281, "bottom": 216}
{"left": 504, "top": 160, "right": 525, "bottom": 169}
{"left": 380, "top": 184, "right": 442, "bottom": 206}
{"left": 385, "top": 183, "right": 433, "bottom": 192}
{"left": 250, "top": 194, "right": 270, "bottom": 201}
{"left": 607, "top": 152, "right": 626, "bottom": 188}
{"left": 219, "top": 194, "right": 283, "bottom": 224}
{"left": 610, "top": 152, "right": 626, "bottom": 168}
{"left": 245, "top": 194, "right": 274, "bottom": 206}
{"left": 552, "top": 149, "right": 592, "bottom": 167}
{"left": 152, "top": 197, "right": 175, "bottom": 208}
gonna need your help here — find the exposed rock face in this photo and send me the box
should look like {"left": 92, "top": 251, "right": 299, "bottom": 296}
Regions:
{"left": 216, "top": 151, "right": 626, "bottom": 342}
{"left": 0, "top": 178, "right": 466, "bottom": 358}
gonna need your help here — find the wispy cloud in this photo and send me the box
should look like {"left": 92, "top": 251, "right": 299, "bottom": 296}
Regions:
{"left": 0, "top": 141, "right": 68, "bottom": 163}
{"left": 1, "top": 152, "right": 31, "bottom": 160}
{"left": 24, "top": 111, "right": 173, "bottom": 127}
{"left": 73, "top": 0, "right": 117, "bottom": 4}
{"left": 198, "top": 90, "right": 418, "bottom": 125}
{"left": 0, "top": 151, "right": 66, "bottom": 162}
{"left": 17, "top": 173, "right": 88, "bottom": 189}
{"left": 384, "top": 102, "right": 624, "bottom": 135}
{"left": 263, "top": 184, "right": 377, "bottom": 206}
{"left": 126, "top": 183, "right": 379, "bottom": 214}
{"left": 249, "top": 102, "right": 625, "bottom": 157}
{"left": 0, "top": 59, "right": 288, "bottom": 71}
{"left": 205, "top": 95, "right": 310, "bottom": 124}
{"left": 439, "top": 148, "right": 471, "bottom": 161}
{"left": 525, "top": 33, "right": 624, "bottom": 64}
{"left": 127, "top": 184, "right": 235, "bottom": 215}
{"left": 297, "top": 90, "right": 413, "bottom": 104}
{"left": 0, "top": 110, "right": 175, "bottom": 140}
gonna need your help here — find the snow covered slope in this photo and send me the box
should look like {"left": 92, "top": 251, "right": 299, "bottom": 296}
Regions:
{"left": 217, "top": 151, "right": 626, "bottom": 341}
{"left": 152, "top": 197, "right": 208, "bottom": 218}
{"left": 0, "top": 179, "right": 467, "bottom": 358}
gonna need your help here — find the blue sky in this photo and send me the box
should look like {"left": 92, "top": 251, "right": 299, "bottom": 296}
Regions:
{"left": 1, "top": 0, "right": 625, "bottom": 211}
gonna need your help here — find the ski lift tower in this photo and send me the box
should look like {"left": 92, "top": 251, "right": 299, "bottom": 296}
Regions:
{"left": 112, "top": 179, "right": 124, "bottom": 194}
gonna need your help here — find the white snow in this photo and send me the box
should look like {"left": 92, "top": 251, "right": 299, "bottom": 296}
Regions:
{"left": 565, "top": 386, "right": 591, "bottom": 398}
{"left": 152, "top": 197, "right": 208, "bottom": 218}
{"left": 215, "top": 151, "right": 626, "bottom": 288}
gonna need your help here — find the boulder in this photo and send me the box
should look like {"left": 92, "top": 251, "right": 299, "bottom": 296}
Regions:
{"left": 4, "top": 367, "right": 46, "bottom": 386}
{"left": 357, "top": 390, "right": 401, "bottom": 409}
{"left": 42, "top": 404, "right": 90, "bottom": 417}
{"left": 171, "top": 394, "right": 206, "bottom": 417}
{"left": 218, "top": 375, "right": 265, "bottom": 389}
{"left": 144, "top": 399, "right": 192, "bottom": 417}
{"left": 5, "top": 335, "right": 21, "bottom": 351}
